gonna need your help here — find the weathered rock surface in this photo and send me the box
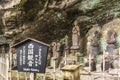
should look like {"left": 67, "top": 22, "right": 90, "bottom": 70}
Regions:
{"left": 0, "top": 0, "right": 119, "bottom": 46}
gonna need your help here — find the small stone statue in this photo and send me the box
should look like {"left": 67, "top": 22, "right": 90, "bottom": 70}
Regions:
{"left": 64, "top": 35, "right": 69, "bottom": 54}
{"left": 71, "top": 20, "right": 80, "bottom": 49}
{"left": 56, "top": 42, "right": 61, "bottom": 67}
{"left": 107, "top": 29, "right": 116, "bottom": 44}
{"left": 56, "top": 42, "right": 61, "bottom": 52}
{"left": 91, "top": 31, "right": 100, "bottom": 47}
{"left": 87, "top": 35, "right": 92, "bottom": 55}
{"left": 91, "top": 30, "right": 100, "bottom": 55}
{"left": 52, "top": 42, "right": 58, "bottom": 59}
{"left": 106, "top": 29, "right": 116, "bottom": 54}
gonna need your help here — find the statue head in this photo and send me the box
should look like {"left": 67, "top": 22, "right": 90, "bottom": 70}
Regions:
{"left": 74, "top": 20, "right": 78, "bottom": 26}
{"left": 52, "top": 42, "right": 56, "bottom": 47}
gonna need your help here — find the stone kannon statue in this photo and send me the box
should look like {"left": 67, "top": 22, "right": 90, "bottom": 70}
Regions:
{"left": 71, "top": 20, "right": 80, "bottom": 49}
{"left": 106, "top": 29, "right": 116, "bottom": 54}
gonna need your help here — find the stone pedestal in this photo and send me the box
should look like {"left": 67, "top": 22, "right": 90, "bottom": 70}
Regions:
{"left": 71, "top": 45, "right": 80, "bottom": 50}
{"left": 70, "top": 48, "right": 80, "bottom": 55}
{"left": 61, "top": 65, "right": 80, "bottom": 80}
{"left": 106, "top": 44, "right": 116, "bottom": 54}
{"left": 96, "top": 63, "right": 101, "bottom": 72}
{"left": 50, "top": 57, "right": 57, "bottom": 68}
{"left": 91, "top": 46, "right": 99, "bottom": 55}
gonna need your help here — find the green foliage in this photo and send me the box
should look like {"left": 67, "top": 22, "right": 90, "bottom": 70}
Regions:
{"left": 117, "top": 13, "right": 120, "bottom": 17}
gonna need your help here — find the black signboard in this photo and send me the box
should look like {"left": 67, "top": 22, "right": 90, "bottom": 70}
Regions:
{"left": 12, "top": 38, "right": 49, "bottom": 73}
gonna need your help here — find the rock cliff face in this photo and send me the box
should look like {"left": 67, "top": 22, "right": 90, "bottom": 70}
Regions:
{"left": 0, "top": 0, "right": 21, "bottom": 9}
{"left": 0, "top": 0, "right": 120, "bottom": 45}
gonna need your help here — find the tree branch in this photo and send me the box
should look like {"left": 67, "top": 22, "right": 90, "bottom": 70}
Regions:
{"left": 48, "top": 0, "right": 81, "bottom": 10}
{"left": 37, "top": 0, "right": 49, "bottom": 16}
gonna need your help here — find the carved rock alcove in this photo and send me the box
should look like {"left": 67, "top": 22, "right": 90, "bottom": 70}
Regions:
{"left": 85, "top": 18, "right": 120, "bottom": 55}
{"left": 101, "top": 18, "right": 120, "bottom": 52}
